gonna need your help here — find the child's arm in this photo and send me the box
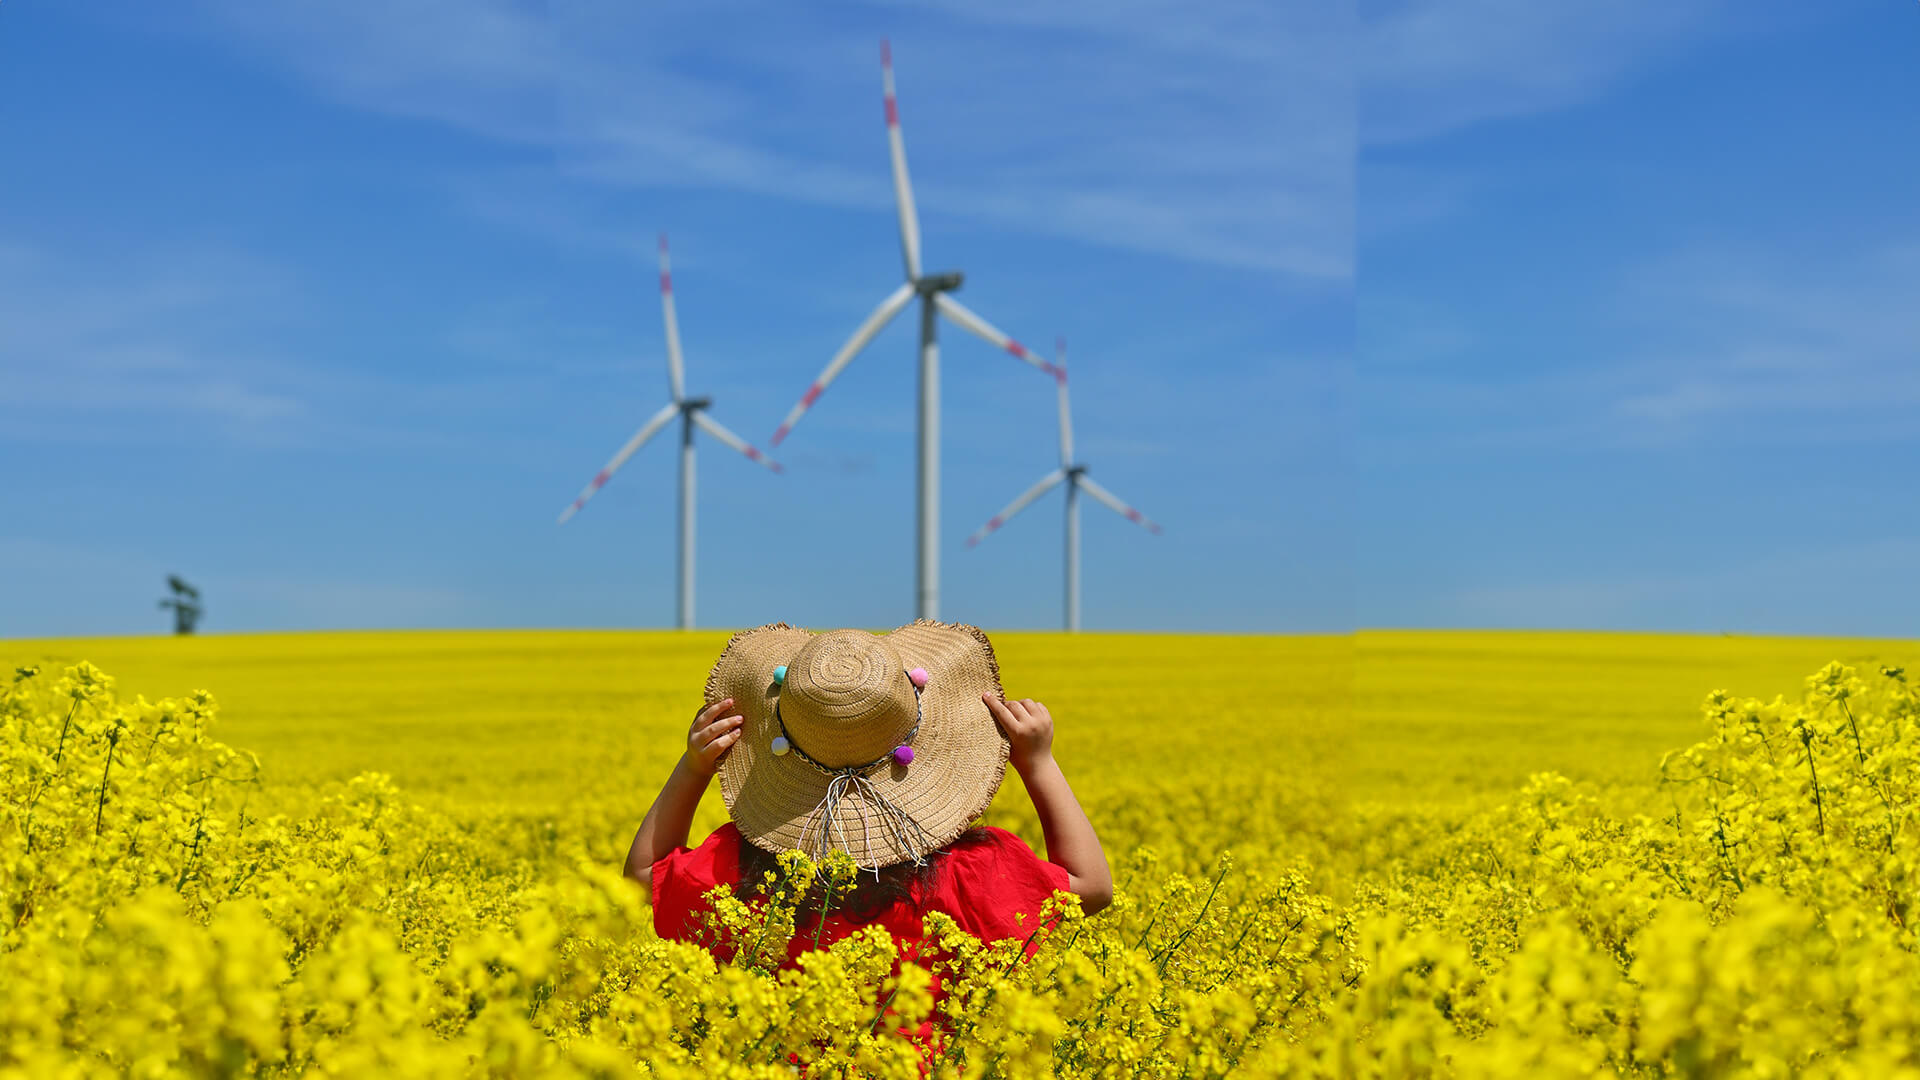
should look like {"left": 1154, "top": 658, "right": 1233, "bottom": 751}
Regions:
{"left": 623, "top": 697, "right": 744, "bottom": 903}
{"left": 983, "top": 693, "right": 1114, "bottom": 915}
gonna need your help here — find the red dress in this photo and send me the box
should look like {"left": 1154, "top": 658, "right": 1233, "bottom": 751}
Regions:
{"left": 651, "top": 823, "right": 1071, "bottom": 1034}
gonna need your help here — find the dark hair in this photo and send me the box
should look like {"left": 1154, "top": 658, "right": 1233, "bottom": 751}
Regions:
{"left": 735, "top": 827, "right": 998, "bottom": 923}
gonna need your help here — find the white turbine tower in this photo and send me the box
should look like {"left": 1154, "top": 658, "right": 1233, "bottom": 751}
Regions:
{"left": 559, "top": 235, "right": 783, "bottom": 629}
{"left": 768, "top": 39, "right": 1061, "bottom": 621}
{"left": 965, "top": 339, "right": 1161, "bottom": 631}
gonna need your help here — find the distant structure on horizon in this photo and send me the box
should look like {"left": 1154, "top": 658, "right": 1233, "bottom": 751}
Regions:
{"left": 766, "top": 39, "right": 1063, "bottom": 622}
{"left": 965, "top": 339, "right": 1161, "bottom": 631}
{"left": 557, "top": 235, "right": 783, "bottom": 630}
{"left": 158, "top": 575, "right": 202, "bottom": 635}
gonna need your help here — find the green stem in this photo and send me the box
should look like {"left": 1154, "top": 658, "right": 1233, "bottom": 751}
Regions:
{"left": 1839, "top": 699, "right": 1867, "bottom": 765}
{"left": 94, "top": 730, "right": 120, "bottom": 837}
{"left": 144, "top": 713, "right": 174, "bottom": 764}
{"left": 866, "top": 987, "right": 901, "bottom": 1035}
{"left": 1798, "top": 724, "right": 1827, "bottom": 839}
{"left": 1709, "top": 803, "right": 1744, "bottom": 892}
{"left": 1133, "top": 897, "right": 1171, "bottom": 949}
{"left": 745, "top": 877, "right": 787, "bottom": 972}
{"left": 175, "top": 809, "right": 208, "bottom": 892}
{"left": 53, "top": 700, "right": 79, "bottom": 764}
{"left": 1002, "top": 922, "right": 1050, "bottom": 976}
{"left": 1154, "top": 860, "right": 1231, "bottom": 978}
{"left": 811, "top": 872, "right": 839, "bottom": 953}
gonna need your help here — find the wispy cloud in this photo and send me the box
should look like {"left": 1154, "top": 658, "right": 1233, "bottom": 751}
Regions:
{"left": 0, "top": 243, "right": 586, "bottom": 456}
{"left": 1360, "top": 0, "right": 1734, "bottom": 145}
{"left": 188, "top": 0, "right": 561, "bottom": 144}
{"left": 1609, "top": 244, "right": 1920, "bottom": 427}
{"left": 178, "top": 0, "right": 1350, "bottom": 277}
{"left": 0, "top": 245, "right": 308, "bottom": 433}
{"left": 1362, "top": 240, "right": 1920, "bottom": 458}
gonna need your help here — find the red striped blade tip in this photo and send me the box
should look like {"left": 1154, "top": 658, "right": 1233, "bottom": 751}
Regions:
{"left": 771, "top": 424, "right": 792, "bottom": 446}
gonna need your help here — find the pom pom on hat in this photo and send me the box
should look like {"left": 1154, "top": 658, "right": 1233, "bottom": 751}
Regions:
{"left": 907, "top": 667, "right": 929, "bottom": 688}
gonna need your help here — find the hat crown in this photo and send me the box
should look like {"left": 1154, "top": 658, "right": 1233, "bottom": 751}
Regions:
{"left": 779, "top": 630, "right": 917, "bottom": 768}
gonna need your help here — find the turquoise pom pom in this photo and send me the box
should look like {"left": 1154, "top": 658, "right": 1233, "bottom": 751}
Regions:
{"left": 773, "top": 665, "right": 787, "bottom": 685}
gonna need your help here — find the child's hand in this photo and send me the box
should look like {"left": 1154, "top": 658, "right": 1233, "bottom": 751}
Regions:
{"left": 685, "top": 697, "right": 744, "bottom": 778}
{"left": 983, "top": 693, "right": 1054, "bottom": 774}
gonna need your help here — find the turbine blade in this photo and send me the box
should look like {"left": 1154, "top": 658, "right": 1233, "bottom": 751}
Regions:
{"left": 659, "top": 234, "right": 686, "bottom": 402}
{"left": 934, "top": 294, "right": 1061, "bottom": 377}
{"left": 1077, "top": 475, "right": 1162, "bottom": 535}
{"left": 964, "top": 469, "right": 1066, "bottom": 548}
{"left": 557, "top": 401, "right": 681, "bottom": 523}
{"left": 771, "top": 282, "right": 916, "bottom": 446}
{"left": 1055, "top": 336, "right": 1074, "bottom": 467}
{"left": 881, "top": 39, "right": 922, "bottom": 281}
{"left": 692, "top": 411, "right": 783, "bottom": 474}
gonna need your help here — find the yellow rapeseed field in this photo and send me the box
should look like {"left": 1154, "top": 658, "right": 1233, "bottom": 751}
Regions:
{"left": 3, "top": 629, "right": 1918, "bottom": 1076}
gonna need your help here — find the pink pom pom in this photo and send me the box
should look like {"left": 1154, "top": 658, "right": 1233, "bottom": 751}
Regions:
{"left": 893, "top": 745, "right": 915, "bottom": 765}
{"left": 907, "top": 667, "right": 929, "bottom": 688}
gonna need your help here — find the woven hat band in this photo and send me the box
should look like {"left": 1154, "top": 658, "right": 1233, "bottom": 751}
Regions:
{"left": 779, "top": 630, "right": 917, "bottom": 768}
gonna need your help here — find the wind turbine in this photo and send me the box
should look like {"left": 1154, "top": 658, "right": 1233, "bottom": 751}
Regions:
{"left": 558, "top": 235, "right": 783, "bottom": 629}
{"left": 768, "top": 39, "right": 1061, "bottom": 621}
{"left": 965, "top": 339, "right": 1161, "bottom": 631}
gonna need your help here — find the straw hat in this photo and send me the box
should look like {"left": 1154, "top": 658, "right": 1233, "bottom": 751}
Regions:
{"left": 706, "top": 620, "right": 1010, "bottom": 869}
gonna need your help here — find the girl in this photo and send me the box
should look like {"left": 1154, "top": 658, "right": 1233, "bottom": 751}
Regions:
{"left": 623, "top": 621, "right": 1111, "bottom": 1011}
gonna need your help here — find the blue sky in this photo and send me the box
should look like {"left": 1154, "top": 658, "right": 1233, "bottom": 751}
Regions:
{"left": 1360, "top": 0, "right": 1919, "bottom": 636}
{"left": 3, "top": 2, "right": 1914, "bottom": 637}
{"left": 3, "top": 1, "right": 1342, "bottom": 635}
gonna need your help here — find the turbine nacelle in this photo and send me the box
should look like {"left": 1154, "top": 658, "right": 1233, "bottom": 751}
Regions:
{"left": 913, "top": 271, "right": 964, "bottom": 296}
{"left": 765, "top": 40, "right": 1070, "bottom": 618}
{"left": 965, "top": 339, "right": 1161, "bottom": 629}
{"left": 555, "top": 237, "right": 784, "bottom": 633}
{"left": 768, "top": 42, "right": 1064, "bottom": 453}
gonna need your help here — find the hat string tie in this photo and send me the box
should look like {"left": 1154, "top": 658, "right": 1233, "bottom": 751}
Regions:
{"left": 797, "top": 769, "right": 938, "bottom": 876}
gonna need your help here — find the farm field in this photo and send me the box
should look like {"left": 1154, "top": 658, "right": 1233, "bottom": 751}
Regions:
{"left": 0, "top": 629, "right": 1352, "bottom": 879}
{"left": 7, "top": 627, "right": 1920, "bottom": 1076}
{"left": 1351, "top": 630, "right": 1919, "bottom": 803}
{"left": 8, "top": 627, "right": 1907, "bottom": 812}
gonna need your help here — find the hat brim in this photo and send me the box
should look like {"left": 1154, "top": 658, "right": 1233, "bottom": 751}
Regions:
{"left": 707, "top": 620, "right": 1011, "bottom": 867}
